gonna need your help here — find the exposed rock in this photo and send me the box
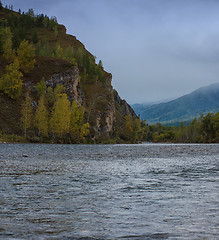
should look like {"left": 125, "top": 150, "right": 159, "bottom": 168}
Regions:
{"left": 102, "top": 97, "right": 115, "bottom": 136}
{"left": 46, "top": 67, "right": 85, "bottom": 106}
{"left": 114, "top": 90, "right": 137, "bottom": 117}
{"left": 93, "top": 110, "right": 101, "bottom": 138}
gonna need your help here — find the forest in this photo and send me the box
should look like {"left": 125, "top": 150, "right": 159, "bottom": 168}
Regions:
{"left": 140, "top": 113, "right": 219, "bottom": 143}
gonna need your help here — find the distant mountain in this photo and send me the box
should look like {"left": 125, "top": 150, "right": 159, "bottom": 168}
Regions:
{"left": 132, "top": 83, "right": 219, "bottom": 125}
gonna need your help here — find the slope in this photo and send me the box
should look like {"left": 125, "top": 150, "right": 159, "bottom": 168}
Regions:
{"left": 134, "top": 83, "right": 219, "bottom": 125}
{"left": 0, "top": 5, "right": 137, "bottom": 143}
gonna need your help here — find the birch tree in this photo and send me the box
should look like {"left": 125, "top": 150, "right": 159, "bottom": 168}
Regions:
{"left": 21, "top": 93, "right": 33, "bottom": 138}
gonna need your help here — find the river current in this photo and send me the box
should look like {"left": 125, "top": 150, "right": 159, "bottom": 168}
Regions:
{"left": 0, "top": 143, "right": 218, "bottom": 240}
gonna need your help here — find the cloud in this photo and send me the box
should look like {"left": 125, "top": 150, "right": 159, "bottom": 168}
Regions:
{"left": 3, "top": 0, "right": 219, "bottom": 103}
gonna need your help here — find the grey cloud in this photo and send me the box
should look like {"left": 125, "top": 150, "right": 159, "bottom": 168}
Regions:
{"left": 3, "top": 0, "right": 219, "bottom": 103}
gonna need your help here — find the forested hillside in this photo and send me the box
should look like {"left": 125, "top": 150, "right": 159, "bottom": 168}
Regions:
{"left": 134, "top": 83, "right": 219, "bottom": 125}
{"left": 0, "top": 3, "right": 140, "bottom": 143}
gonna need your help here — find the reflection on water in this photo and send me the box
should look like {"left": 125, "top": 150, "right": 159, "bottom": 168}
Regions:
{"left": 0, "top": 143, "right": 218, "bottom": 239}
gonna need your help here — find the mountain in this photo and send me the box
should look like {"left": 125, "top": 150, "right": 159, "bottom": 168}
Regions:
{"left": 0, "top": 5, "right": 137, "bottom": 143}
{"left": 132, "top": 83, "right": 219, "bottom": 125}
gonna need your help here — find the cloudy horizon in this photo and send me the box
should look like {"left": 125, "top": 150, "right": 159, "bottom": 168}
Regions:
{"left": 2, "top": 0, "right": 219, "bottom": 104}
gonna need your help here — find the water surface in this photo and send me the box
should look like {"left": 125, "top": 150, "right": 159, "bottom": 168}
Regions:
{"left": 0, "top": 143, "right": 218, "bottom": 239}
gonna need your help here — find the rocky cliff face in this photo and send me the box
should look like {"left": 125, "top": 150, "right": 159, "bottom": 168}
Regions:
{"left": 45, "top": 66, "right": 118, "bottom": 139}
{"left": 46, "top": 67, "right": 84, "bottom": 106}
{"left": 0, "top": 6, "right": 138, "bottom": 142}
{"left": 114, "top": 90, "right": 137, "bottom": 118}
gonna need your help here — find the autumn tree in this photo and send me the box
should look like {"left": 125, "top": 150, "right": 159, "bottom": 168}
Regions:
{"left": 53, "top": 44, "right": 63, "bottom": 58}
{"left": 0, "top": 58, "right": 23, "bottom": 99}
{"left": 50, "top": 93, "right": 71, "bottom": 138}
{"left": 0, "top": 27, "right": 15, "bottom": 61}
{"left": 35, "top": 95, "right": 48, "bottom": 137}
{"left": 122, "top": 114, "right": 133, "bottom": 141}
{"left": 131, "top": 118, "right": 141, "bottom": 143}
{"left": 35, "top": 77, "right": 47, "bottom": 97}
{"left": 21, "top": 93, "right": 33, "bottom": 138}
{"left": 70, "top": 100, "right": 90, "bottom": 142}
{"left": 17, "top": 40, "right": 36, "bottom": 73}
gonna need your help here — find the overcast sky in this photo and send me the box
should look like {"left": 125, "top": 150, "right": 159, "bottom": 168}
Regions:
{"left": 3, "top": 0, "right": 219, "bottom": 104}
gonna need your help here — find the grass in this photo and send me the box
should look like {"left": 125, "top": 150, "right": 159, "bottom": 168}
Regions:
{"left": 0, "top": 133, "right": 27, "bottom": 143}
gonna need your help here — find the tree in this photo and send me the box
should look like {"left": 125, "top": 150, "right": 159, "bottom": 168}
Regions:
{"left": 0, "top": 58, "right": 23, "bottom": 99}
{"left": 27, "top": 8, "right": 35, "bottom": 17}
{"left": 98, "top": 60, "right": 103, "bottom": 68}
{"left": 80, "top": 122, "right": 90, "bottom": 141}
{"left": 50, "top": 93, "right": 71, "bottom": 137}
{"left": 35, "top": 77, "right": 47, "bottom": 97}
{"left": 53, "top": 44, "right": 63, "bottom": 58}
{"left": 64, "top": 46, "right": 77, "bottom": 65}
{"left": 122, "top": 115, "right": 133, "bottom": 141}
{"left": 21, "top": 93, "right": 33, "bottom": 138}
{"left": 176, "top": 121, "right": 188, "bottom": 142}
{"left": 213, "top": 112, "right": 219, "bottom": 142}
{"left": 70, "top": 100, "right": 90, "bottom": 142}
{"left": 132, "top": 118, "right": 141, "bottom": 142}
{"left": 188, "top": 118, "right": 200, "bottom": 142}
{"left": 70, "top": 100, "right": 83, "bottom": 128}
{"left": 201, "top": 113, "right": 214, "bottom": 142}
{"left": 35, "top": 95, "right": 48, "bottom": 137}
{"left": 32, "top": 31, "right": 38, "bottom": 44}
{"left": 17, "top": 40, "right": 36, "bottom": 73}
{"left": 54, "top": 84, "right": 65, "bottom": 98}
{"left": 0, "top": 27, "right": 15, "bottom": 61}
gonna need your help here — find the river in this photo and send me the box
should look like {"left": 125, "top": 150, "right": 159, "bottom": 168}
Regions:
{"left": 0, "top": 143, "right": 218, "bottom": 239}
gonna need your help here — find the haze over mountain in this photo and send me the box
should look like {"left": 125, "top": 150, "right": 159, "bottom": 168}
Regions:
{"left": 132, "top": 83, "right": 219, "bottom": 125}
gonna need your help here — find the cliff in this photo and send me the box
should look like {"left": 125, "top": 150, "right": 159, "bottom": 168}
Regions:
{"left": 0, "top": 6, "right": 138, "bottom": 143}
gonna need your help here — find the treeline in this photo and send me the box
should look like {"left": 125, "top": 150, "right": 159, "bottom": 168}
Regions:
{"left": 20, "top": 84, "right": 90, "bottom": 143}
{"left": 0, "top": 5, "right": 58, "bottom": 48}
{"left": 140, "top": 113, "right": 219, "bottom": 143}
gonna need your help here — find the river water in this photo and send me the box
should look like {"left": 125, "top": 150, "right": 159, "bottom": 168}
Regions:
{"left": 0, "top": 143, "right": 218, "bottom": 240}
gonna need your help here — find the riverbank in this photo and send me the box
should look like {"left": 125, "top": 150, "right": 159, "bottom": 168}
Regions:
{"left": 0, "top": 134, "right": 27, "bottom": 143}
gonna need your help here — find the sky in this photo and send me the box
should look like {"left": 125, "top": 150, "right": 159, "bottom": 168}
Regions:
{"left": 3, "top": 0, "right": 219, "bottom": 104}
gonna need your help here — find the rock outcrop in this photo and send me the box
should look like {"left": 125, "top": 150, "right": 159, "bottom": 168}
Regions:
{"left": 46, "top": 67, "right": 85, "bottom": 106}
{"left": 114, "top": 90, "right": 137, "bottom": 118}
{"left": 46, "top": 67, "right": 117, "bottom": 139}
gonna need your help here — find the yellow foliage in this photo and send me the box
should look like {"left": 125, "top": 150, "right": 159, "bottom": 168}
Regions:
{"left": 50, "top": 93, "right": 71, "bottom": 137}
{"left": 1, "top": 27, "right": 15, "bottom": 61}
{"left": 35, "top": 96, "right": 48, "bottom": 137}
{"left": 0, "top": 59, "right": 23, "bottom": 99}
{"left": 17, "top": 40, "right": 36, "bottom": 73}
{"left": 80, "top": 123, "right": 90, "bottom": 139}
